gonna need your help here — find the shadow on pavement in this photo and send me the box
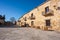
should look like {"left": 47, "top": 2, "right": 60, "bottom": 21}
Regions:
{"left": 0, "top": 25, "right": 21, "bottom": 28}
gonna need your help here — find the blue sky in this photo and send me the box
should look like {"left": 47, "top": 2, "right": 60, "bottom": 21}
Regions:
{"left": 0, "top": 0, "right": 46, "bottom": 21}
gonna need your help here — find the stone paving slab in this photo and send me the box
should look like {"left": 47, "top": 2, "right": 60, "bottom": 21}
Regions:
{"left": 0, "top": 27, "right": 60, "bottom": 40}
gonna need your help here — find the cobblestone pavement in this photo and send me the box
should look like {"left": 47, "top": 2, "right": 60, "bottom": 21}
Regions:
{"left": 0, "top": 27, "right": 60, "bottom": 40}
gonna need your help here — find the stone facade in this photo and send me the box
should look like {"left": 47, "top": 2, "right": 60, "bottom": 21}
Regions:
{"left": 17, "top": 0, "right": 60, "bottom": 31}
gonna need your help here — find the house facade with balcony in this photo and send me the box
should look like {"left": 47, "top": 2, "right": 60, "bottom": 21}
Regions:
{"left": 17, "top": 0, "right": 60, "bottom": 30}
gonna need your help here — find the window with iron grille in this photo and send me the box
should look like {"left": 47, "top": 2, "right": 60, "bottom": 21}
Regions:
{"left": 46, "top": 20, "right": 50, "bottom": 26}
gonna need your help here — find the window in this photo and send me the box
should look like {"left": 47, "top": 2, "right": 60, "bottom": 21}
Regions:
{"left": 31, "top": 13, "right": 33, "bottom": 17}
{"left": 57, "top": 7, "right": 60, "bottom": 10}
{"left": 24, "top": 17, "right": 27, "bottom": 21}
{"left": 31, "top": 21, "right": 34, "bottom": 26}
{"left": 45, "top": 6, "right": 49, "bottom": 13}
{"left": 30, "top": 13, "right": 35, "bottom": 20}
{"left": 46, "top": 20, "right": 50, "bottom": 26}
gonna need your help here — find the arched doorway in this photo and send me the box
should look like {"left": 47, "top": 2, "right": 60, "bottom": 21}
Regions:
{"left": 24, "top": 22, "right": 29, "bottom": 27}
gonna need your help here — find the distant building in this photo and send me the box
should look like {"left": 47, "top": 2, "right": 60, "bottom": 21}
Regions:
{"left": 0, "top": 15, "right": 5, "bottom": 25}
{"left": 17, "top": 0, "right": 60, "bottom": 31}
{"left": 5, "top": 21, "right": 13, "bottom": 26}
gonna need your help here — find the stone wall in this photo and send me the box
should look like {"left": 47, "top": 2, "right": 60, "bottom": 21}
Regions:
{"left": 17, "top": 0, "right": 60, "bottom": 31}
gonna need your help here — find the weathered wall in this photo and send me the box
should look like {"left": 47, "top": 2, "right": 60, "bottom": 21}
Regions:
{"left": 17, "top": 0, "right": 60, "bottom": 31}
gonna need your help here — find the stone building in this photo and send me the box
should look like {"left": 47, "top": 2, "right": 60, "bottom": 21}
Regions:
{"left": 17, "top": 0, "right": 60, "bottom": 30}
{"left": 0, "top": 15, "right": 5, "bottom": 25}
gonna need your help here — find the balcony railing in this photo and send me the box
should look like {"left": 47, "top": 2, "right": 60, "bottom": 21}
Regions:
{"left": 18, "top": 20, "right": 21, "bottom": 22}
{"left": 29, "top": 16, "right": 35, "bottom": 20}
{"left": 42, "top": 9, "right": 54, "bottom": 16}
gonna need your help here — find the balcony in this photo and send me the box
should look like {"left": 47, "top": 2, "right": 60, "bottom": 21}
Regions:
{"left": 42, "top": 9, "right": 54, "bottom": 16}
{"left": 29, "top": 16, "right": 35, "bottom": 20}
{"left": 18, "top": 20, "right": 21, "bottom": 22}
